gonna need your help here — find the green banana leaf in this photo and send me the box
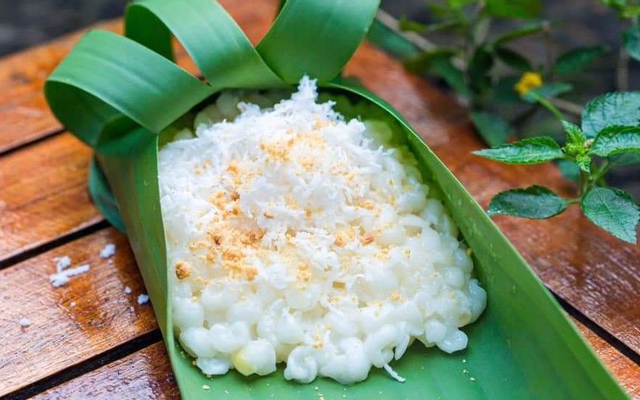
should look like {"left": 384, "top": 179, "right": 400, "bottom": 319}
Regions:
{"left": 44, "top": 0, "right": 627, "bottom": 398}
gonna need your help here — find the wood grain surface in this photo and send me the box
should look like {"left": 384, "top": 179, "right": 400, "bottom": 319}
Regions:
{"left": 0, "top": 0, "right": 637, "bottom": 397}
{"left": 0, "top": 134, "right": 100, "bottom": 263}
{"left": 0, "top": 22, "right": 119, "bottom": 154}
{"left": 35, "top": 343, "right": 178, "bottom": 400}
{"left": 0, "top": 228, "right": 156, "bottom": 396}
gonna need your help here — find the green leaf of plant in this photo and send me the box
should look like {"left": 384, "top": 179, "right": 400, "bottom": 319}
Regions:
{"left": 623, "top": 24, "right": 640, "bottom": 62}
{"left": 470, "top": 111, "right": 511, "bottom": 146}
{"left": 485, "top": 0, "right": 542, "bottom": 19}
{"left": 427, "top": 3, "right": 453, "bottom": 19}
{"left": 492, "top": 21, "right": 545, "bottom": 45}
{"left": 609, "top": 152, "right": 640, "bottom": 168}
{"left": 431, "top": 55, "right": 470, "bottom": 97}
{"left": 473, "top": 136, "right": 564, "bottom": 164}
{"left": 576, "top": 154, "right": 592, "bottom": 173}
{"left": 367, "top": 18, "right": 420, "bottom": 59}
{"left": 556, "top": 159, "right": 580, "bottom": 182}
{"left": 492, "top": 76, "right": 521, "bottom": 103}
{"left": 399, "top": 17, "right": 463, "bottom": 33}
{"left": 447, "top": 0, "right": 476, "bottom": 10}
{"left": 488, "top": 185, "right": 567, "bottom": 218}
{"left": 581, "top": 92, "right": 640, "bottom": 138}
{"left": 469, "top": 47, "right": 494, "bottom": 93}
{"left": 562, "top": 120, "right": 586, "bottom": 145}
{"left": 582, "top": 186, "right": 640, "bottom": 243}
{"left": 402, "top": 49, "right": 458, "bottom": 74}
{"left": 591, "top": 125, "right": 640, "bottom": 156}
{"left": 398, "top": 17, "right": 427, "bottom": 32}
{"left": 523, "top": 82, "right": 573, "bottom": 103}
{"left": 553, "top": 45, "right": 608, "bottom": 75}
{"left": 495, "top": 47, "right": 532, "bottom": 71}
{"left": 623, "top": 5, "right": 640, "bottom": 19}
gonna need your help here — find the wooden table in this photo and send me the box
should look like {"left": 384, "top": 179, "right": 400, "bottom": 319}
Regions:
{"left": 0, "top": 1, "right": 639, "bottom": 398}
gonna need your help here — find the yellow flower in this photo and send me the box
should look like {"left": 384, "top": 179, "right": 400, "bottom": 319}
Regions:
{"left": 514, "top": 72, "right": 543, "bottom": 96}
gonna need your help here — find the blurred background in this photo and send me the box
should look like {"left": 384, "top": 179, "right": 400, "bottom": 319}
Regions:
{"left": 0, "top": 0, "right": 638, "bottom": 198}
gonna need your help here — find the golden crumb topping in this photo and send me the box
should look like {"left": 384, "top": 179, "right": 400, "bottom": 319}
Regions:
{"left": 175, "top": 261, "right": 191, "bottom": 279}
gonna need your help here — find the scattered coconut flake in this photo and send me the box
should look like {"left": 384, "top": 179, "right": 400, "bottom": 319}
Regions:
{"left": 383, "top": 364, "right": 406, "bottom": 383}
{"left": 50, "top": 264, "right": 91, "bottom": 287}
{"left": 129, "top": 306, "right": 135, "bottom": 312}
{"left": 19, "top": 318, "right": 31, "bottom": 327}
{"left": 202, "top": 384, "right": 210, "bottom": 391}
{"left": 100, "top": 243, "right": 116, "bottom": 259}
{"left": 70, "top": 301, "right": 76, "bottom": 307}
{"left": 137, "top": 294, "right": 149, "bottom": 305}
{"left": 54, "top": 256, "right": 71, "bottom": 273}
{"left": 124, "top": 286, "right": 132, "bottom": 294}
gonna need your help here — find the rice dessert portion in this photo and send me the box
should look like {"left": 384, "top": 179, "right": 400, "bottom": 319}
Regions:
{"left": 159, "top": 77, "right": 486, "bottom": 384}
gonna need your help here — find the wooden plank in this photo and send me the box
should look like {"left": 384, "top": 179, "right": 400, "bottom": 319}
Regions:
{"left": 0, "top": 0, "right": 637, "bottom": 394}
{"left": 0, "top": 0, "right": 275, "bottom": 155}
{"left": 0, "top": 133, "right": 101, "bottom": 263}
{"left": 0, "top": 228, "right": 156, "bottom": 396}
{"left": 344, "top": 43, "right": 640, "bottom": 356}
{"left": 0, "top": 22, "right": 119, "bottom": 154}
{"left": 34, "top": 343, "right": 179, "bottom": 400}
{"left": 574, "top": 321, "right": 640, "bottom": 398}
{"left": 34, "top": 320, "right": 640, "bottom": 399}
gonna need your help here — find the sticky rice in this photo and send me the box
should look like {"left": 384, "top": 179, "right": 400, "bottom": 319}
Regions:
{"left": 159, "top": 77, "right": 486, "bottom": 384}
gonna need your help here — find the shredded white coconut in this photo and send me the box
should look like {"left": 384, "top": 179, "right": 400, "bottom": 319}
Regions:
{"left": 383, "top": 363, "right": 405, "bottom": 383}
{"left": 124, "top": 286, "right": 132, "bottom": 294}
{"left": 100, "top": 243, "right": 116, "bottom": 259}
{"left": 50, "top": 263, "right": 90, "bottom": 287}
{"left": 54, "top": 256, "right": 71, "bottom": 273}
{"left": 137, "top": 294, "right": 150, "bottom": 305}
{"left": 160, "top": 77, "right": 486, "bottom": 384}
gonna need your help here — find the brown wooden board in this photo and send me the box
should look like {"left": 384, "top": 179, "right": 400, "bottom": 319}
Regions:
{"left": 0, "top": 134, "right": 100, "bottom": 263}
{"left": 34, "top": 343, "right": 179, "bottom": 400}
{"left": 0, "top": 0, "right": 638, "bottom": 397}
{"left": 0, "top": 228, "right": 156, "bottom": 396}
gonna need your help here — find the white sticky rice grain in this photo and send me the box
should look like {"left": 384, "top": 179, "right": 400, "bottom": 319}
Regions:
{"left": 100, "top": 243, "right": 116, "bottom": 259}
{"left": 138, "top": 294, "right": 150, "bottom": 305}
{"left": 160, "top": 77, "right": 486, "bottom": 384}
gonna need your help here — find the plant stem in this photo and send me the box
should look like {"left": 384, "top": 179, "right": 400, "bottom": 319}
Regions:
{"left": 579, "top": 170, "right": 590, "bottom": 196}
{"left": 549, "top": 98, "right": 583, "bottom": 116}
{"left": 543, "top": 21, "right": 554, "bottom": 77}
{"left": 617, "top": 47, "right": 630, "bottom": 91}
{"left": 532, "top": 93, "right": 565, "bottom": 121}
{"left": 590, "top": 160, "right": 611, "bottom": 185}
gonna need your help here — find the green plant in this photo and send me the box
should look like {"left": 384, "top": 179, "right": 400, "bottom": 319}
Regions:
{"left": 400, "top": 0, "right": 608, "bottom": 147}
{"left": 474, "top": 92, "right": 640, "bottom": 243}
{"left": 601, "top": 0, "right": 640, "bottom": 89}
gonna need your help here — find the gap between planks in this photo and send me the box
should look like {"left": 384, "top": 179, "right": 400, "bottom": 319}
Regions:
{"left": 5, "top": 331, "right": 162, "bottom": 400}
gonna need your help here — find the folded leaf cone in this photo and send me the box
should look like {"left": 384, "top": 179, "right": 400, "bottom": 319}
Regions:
{"left": 44, "top": 0, "right": 626, "bottom": 398}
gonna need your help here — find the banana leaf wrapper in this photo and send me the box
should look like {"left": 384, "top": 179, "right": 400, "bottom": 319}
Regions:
{"left": 44, "top": 0, "right": 627, "bottom": 398}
